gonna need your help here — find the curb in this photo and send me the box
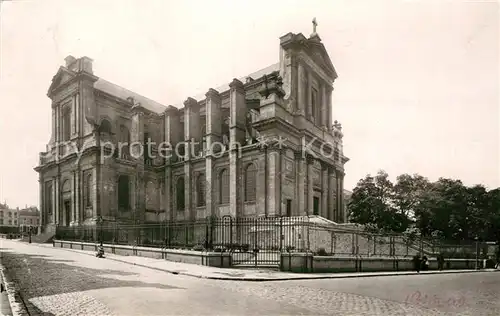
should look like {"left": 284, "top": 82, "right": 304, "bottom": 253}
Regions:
{"left": 24, "top": 243, "right": 500, "bottom": 282}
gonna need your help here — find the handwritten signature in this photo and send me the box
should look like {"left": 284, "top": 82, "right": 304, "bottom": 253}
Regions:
{"left": 405, "top": 291, "right": 466, "bottom": 308}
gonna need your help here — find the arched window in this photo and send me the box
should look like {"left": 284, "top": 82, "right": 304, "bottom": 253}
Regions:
{"left": 85, "top": 173, "right": 92, "bottom": 207}
{"left": 62, "top": 179, "right": 71, "bottom": 193}
{"left": 197, "top": 174, "right": 205, "bottom": 207}
{"left": 99, "top": 119, "right": 112, "bottom": 134}
{"left": 219, "top": 169, "right": 229, "bottom": 204}
{"left": 244, "top": 163, "right": 257, "bottom": 202}
{"left": 118, "top": 175, "right": 130, "bottom": 210}
{"left": 176, "top": 177, "right": 185, "bottom": 211}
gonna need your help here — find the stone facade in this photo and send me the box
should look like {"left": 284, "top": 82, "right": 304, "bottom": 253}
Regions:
{"left": 35, "top": 29, "right": 349, "bottom": 231}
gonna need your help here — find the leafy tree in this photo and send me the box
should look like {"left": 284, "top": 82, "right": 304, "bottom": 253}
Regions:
{"left": 349, "top": 170, "right": 500, "bottom": 243}
{"left": 348, "top": 170, "right": 410, "bottom": 233}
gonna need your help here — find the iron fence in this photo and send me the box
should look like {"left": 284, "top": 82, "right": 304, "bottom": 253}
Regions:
{"left": 54, "top": 216, "right": 496, "bottom": 266}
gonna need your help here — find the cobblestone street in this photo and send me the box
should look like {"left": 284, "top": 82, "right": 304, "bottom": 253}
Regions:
{"left": 1, "top": 240, "right": 499, "bottom": 316}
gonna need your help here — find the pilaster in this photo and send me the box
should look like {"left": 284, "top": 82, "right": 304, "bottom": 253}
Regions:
{"left": 306, "top": 154, "right": 314, "bottom": 215}
{"left": 326, "top": 86, "right": 333, "bottom": 133}
{"left": 295, "top": 151, "right": 306, "bottom": 216}
{"left": 184, "top": 98, "right": 199, "bottom": 220}
{"left": 131, "top": 109, "right": 145, "bottom": 223}
{"left": 229, "top": 79, "right": 246, "bottom": 145}
{"left": 321, "top": 84, "right": 328, "bottom": 129}
{"left": 205, "top": 89, "right": 222, "bottom": 149}
{"left": 38, "top": 176, "right": 44, "bottom": 229}
{"left": 184, "top": 97, "right": 201, "bottom": 154}
{"left": 290, "top": 54, "right": 299, "bottom": 113}
{"left": 257, "top": 146, "right": 268, "bottom": 216}
{"left": 267, "top": 146, "right": 282, "bottom": 216}
{"left": 54, "top": 176, "right": 60, "bottom": 225}
{"left": 328, "top": 167, "right": 337, "bottom": 222}
{"left": 51, "top": 107, "right": 56, "bottom": 143}
{"left": 321, "top": 162, "right": 328, "bottom": 218}
{"left": 205, "top": 89, "right": 221, "bottom": 218}
{"left": 71, "top": 170, "right": 76, "bottom": 224}
{"left": 337, "top": 170, "right": 345, "bottom": 222}
{"left": 297, "top": 61, "right": 306, "bottom": 116}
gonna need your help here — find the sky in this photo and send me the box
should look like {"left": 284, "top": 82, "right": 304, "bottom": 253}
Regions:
{"left": 0, "top": 0, "right": 498, "bottom": 208}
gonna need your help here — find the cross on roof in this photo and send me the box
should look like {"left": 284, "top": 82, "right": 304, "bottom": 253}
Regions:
{"left": 312, "top": 17, "right": 318, "bottom": 34}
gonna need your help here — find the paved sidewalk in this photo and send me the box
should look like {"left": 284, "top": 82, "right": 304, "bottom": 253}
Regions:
{"left": 35, "top": 243, "right": 498, "bottom": 281}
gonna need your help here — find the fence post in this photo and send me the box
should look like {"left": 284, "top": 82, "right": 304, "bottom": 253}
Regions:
{"left": 279, "top": 216, "right": 283, "bottom": 251}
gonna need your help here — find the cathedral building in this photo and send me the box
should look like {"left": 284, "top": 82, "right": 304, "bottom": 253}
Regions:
{"left": 35, "top": 25, "right": 349, "bottom": 232}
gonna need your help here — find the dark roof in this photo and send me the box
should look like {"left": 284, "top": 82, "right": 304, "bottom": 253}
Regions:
{"left": 94, "top": 63, "right": 280, "bottom": 114}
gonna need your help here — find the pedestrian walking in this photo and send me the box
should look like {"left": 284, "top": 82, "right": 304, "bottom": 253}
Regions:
{"left": 421, "top": 256, "right": 429, "bottom": 271}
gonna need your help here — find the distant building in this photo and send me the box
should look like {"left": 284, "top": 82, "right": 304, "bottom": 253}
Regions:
{"left": 19, "top": 207, "right": 41, "bottom": 233}
{"left": 343, "top": 189, "right": 352, "bottom": 222}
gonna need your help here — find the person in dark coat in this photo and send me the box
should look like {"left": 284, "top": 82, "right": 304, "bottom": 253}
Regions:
{"left": 437, "top": 253, "right": 445, "bottom": 271}
{"left": 421, "top": 256, "right": 429, "bottom": 271}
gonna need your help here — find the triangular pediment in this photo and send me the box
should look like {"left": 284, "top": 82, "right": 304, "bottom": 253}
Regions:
{"left": 47, "top": 67, "right": 77, "bottom": 97}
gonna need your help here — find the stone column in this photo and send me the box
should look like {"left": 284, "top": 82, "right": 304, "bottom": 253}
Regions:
{"left": 55, "top": 176, "right": 60, "bottom": 225}
{"left": 321, "top": 162, "right": 328, "bottom": 218}
{"left": 164, "top": 106, "right": 180, "bottom": 221}
{"left": 321, "top": 84, "right": 328, "bottom": 130}
{"left": 39, "top": 175, "right": 44, "bottom": 229}
{"left": 257, "top": 147, "right": 267, "bottom": 216}
{"left": 297, "top": 62, "right": 306, "bottom": 116}
{"left": 74, "top": 169, "right": 80, "bottom": 225}
{"left": 229, "top": 79, "right": 246, "bottom": 218}
{"left": 205, "top": 89, "right": 222, "bottom": 218}
{"left": 307, "top": 71, "right": 312, "bottom": 120}
{"left": 328, "top": 167, "right": 337, "bottom": 222}
{"left": 51, "top": 106, "right": 56, "bottom": 143}
{"left": 184, "top": 97, "right": 199, "bottom": 220}
{"left": 326, "top": 86, "right": 333, "bottom": 133}
{"left": 338, "top": 171, "right": 345, "bottom": 222}
{"left": 79, "top": 169, "right": 84, "bottom": 223}
{"left": 229, "top": 79, "right": 246, "bottom": 145}
{"left": 75, "top": 93, "right": 80, "bottom": 137}
{"left": 71, "top": 171, "right": 76, "bottom": 225}
{"left": 335, "top": 170, "right": 342, "bottom": 222}
{"left": 290, "top": 55, "right": 299, "bottom": 113}
{"left": 306, "top": 155, "right": 314, "bottom": 215}
{"left": 295, "top": 152, "right": 306, "bottom": 216}
{"left": 267, "top": 146, "right": 282, "bottom": 216}
{"left": 71, "top": 94, "right": 77, "bottom": 138}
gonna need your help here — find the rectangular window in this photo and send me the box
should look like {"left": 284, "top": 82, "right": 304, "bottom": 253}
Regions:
{"left": 286, "top": 199, "right": 292, "bottom": 217}
{"left": 313, "top": 197, "right": 320, "bottom": 216}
